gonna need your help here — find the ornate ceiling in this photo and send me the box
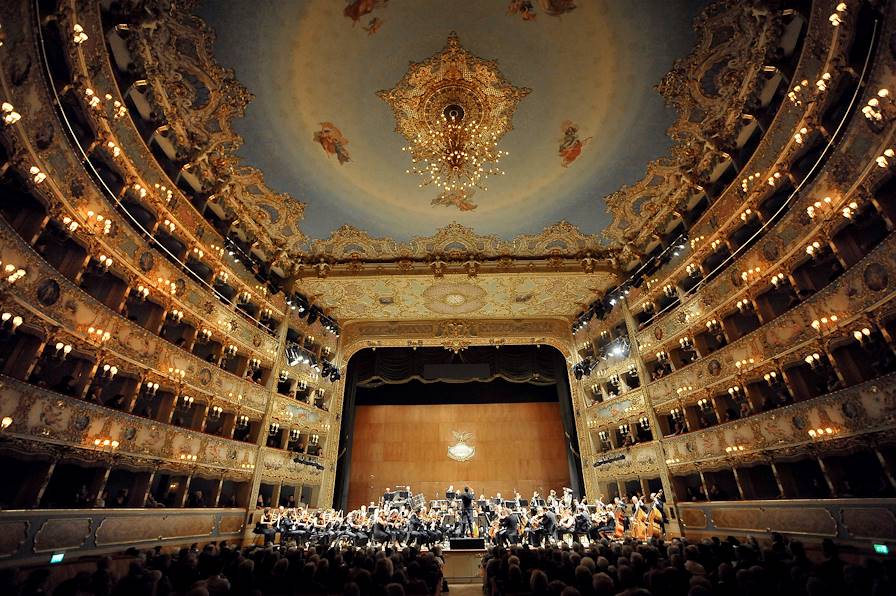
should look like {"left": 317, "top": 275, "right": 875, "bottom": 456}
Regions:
{"left": 123, "top": 0, "right": 776, "bottom": 320}
{"left": 300, "top": 271, "right": 615, "bottom": 322}
{"left": 192, "top": 0, "right": 707, "bottom": 243}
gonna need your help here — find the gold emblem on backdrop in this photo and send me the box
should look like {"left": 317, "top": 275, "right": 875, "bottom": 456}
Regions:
{"left": 447, "top": 430, "right": 476, "bottom": 462}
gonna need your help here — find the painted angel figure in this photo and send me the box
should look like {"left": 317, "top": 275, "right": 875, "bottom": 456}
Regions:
{"left": 313, "top": 122, "right": 351, "bottom": 165}
{"left": 558, "top": 121, "right": 591, "bottom": 168}
{"left": 344, "top": 0, "right": 387, "bottom": 23}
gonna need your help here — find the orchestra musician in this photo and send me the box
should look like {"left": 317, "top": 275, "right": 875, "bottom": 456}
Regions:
{"left": 494, "top": 506, "right": 519, "bottom": 547}
{"left": 248, "top": 484, "right": 674, "bottom": 550}
{"left": 254, "top": 507, "right": 278, "bottom": 545}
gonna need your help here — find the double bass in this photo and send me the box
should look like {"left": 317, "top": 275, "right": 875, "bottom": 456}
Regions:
{"left": 613, "top": 505, "right": 625, "bottom": 538}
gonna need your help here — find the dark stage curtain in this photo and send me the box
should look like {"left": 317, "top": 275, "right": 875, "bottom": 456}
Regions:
{"left": 353, "top": 345, "right": 558, "bottom": 387}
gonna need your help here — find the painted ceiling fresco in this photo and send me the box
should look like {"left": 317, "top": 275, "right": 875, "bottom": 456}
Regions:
{"left": 196, "top": 0, "right": 708, "bottom": 243}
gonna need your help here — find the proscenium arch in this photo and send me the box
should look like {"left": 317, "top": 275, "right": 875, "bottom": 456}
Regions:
{"left": 329, "top": 340, "right": 586, "bottom": 511}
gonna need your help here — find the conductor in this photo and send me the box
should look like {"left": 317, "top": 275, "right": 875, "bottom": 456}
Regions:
{"left": 459, "top": 485, "right": 475, "bottom": 537}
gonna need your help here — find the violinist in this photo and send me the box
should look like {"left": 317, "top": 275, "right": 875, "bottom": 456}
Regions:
{"left": 254, "top": 507, "right": 278, "bottom": 545}
{"left": 372, "top": 508, "right": 390, "bottom": 546}
{"left": 525, "top": 506, "right": 546, "bottom": 546}
{"left": 557, "top": 507, "right": 575, "bottom": 544}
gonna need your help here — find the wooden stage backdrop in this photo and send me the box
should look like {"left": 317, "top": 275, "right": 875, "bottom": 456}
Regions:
{"left": 347, "top": 402, "right": 569, "bottom": 509}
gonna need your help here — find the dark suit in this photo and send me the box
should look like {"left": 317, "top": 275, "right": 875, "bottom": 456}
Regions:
{"left": 459, "top": 489, "right": 475, "bottom": 536}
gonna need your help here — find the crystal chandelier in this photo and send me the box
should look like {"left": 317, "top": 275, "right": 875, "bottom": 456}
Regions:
{"left": 403, "top": 105, "right": 507, "bottom": 200}
{"left": 379, "top": 33, "right": 529, "bottom": 211}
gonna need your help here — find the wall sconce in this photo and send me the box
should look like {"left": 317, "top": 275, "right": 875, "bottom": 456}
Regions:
{"left": 787, "top": 80, "right": 810, "bottom": 106}
{"left": 679, "top": 337, "right": 693, "bottom": 350}
{"left": 804, "top": 352, "right": 823, "bottom": 369}
{"left": 179, "top": 453, "right": 198, "bottom": 461}
{"left": 237, "top": 291, "right": 251, "bottom": 305}
{"left": 638, "top": 416, "right": 650, "bottom": 430}
{"left": 643, "top": 301, "right": 655, "bottom": 315}
{"left": 685, "top": 263, "right": 700, "bottom": 277}
{"left": 608, "top": 374, "right": 620, "bottom": 387}
{"left": 94, "top": 255, "right": 113, "bottom": 272}
{"left": 736, "top": 299, "right": 754, "bottom": 313}
{"left": 72, "top": 23, "right": 88, "bottom": 44}
{"left": 289, "top": 429, "right": 301, "bottom": 441}
{"left": 770, "top": 273, "right": 787, "bottom": 289}
{"left": 734, "top": 358, "right": 755, "bottom": 370}
{"left": 99, "top": 364, "right": 118, "bottom": 380}
{"left": 248, "top": 358, "right": 261, "bottom": 370}
{"left": 106, "top": 141, "right": 121, "bottom": 158}
{"left": 841, "top": 201, "right": 859, "bottom": 219}
{"left": 86, "top": 210, "right": 112, "bottom": 235}
{"left": 29, "top": 166, "right": 46, "bottom": 184}
{"left": 670, "top": 408, "right": 683, "bottom": 420}
{"left": 727, "top": 386, "right": 742, "bottom": 398}
{"left": 0, "top": 416, "right": 12, "bottom": 430}
{"left": 741, "top": 172, "right": 761, "bottom": 192}
{"left": 143, "top": 382, "right": 159, "bottom": 396}
{"left": 662, "top": 284, "right": 676, "bottom": 298}
{"left": 1, "top": 102, "right": 21, "bottom": 125}
{"left": 808, "top": 426, "right": 837, "bottom": 438}
{"left": 806, "top": 240, "right": 821, "bottom": 259}
{"left": 209, "top": 405, "right": 223, "bottom": 418}
{"left": 196, "top": 328, "right": 211, "bottom": 344}
{"left": 177, "top": 395, "right": 194, "bottom": 408}
{"left": 656, "top": 351, "right": 669, "bottom": 362}
{"left": 87, "top": 326, "right": 111, "bottom": 343}
{"left": 627, "top": 364, "right": 638, "bottom": 377}
{"left": 236, "top": 415, "right": 250, "bottom": 428}
{"left": 93, "top": 438, "right": 120, "bottom": 449}
{"left": 829, "top": 3, "right": 846, "bottom": 25}
{"left": 741, "top": 266, "right": 762, "bottom": 283}
{"left": 763, "top": 371, "right": 780, "bottom": 385}
{"left": 112, "top": 99, "right": 127, "bottom": 119}
{"left": 1, "top": 263, "right": 26, "bottom": 286}
{"left": 725, "top": 445, "right": 745, "bottom": 453}
{"left": 810, "top": 315, "right": 839, "bottom": 334}
{"left": 876, "top": 148, "right": 895, "bottom": 168}
{"left": 259, "top": 308, "right": 272, "bottom": 322}
{"left": 162, "top": 219, "right": 176, "bottom": 233}
{"left": 223, "top": 344, "right": 237, "bottom": 358}
{"left": 61, "top": 216, "right": 79, "bottom": 234}
{"left": 806, "top": 196, "right": 833, "bottom": 219}
{"left": 815, "top": 72, "right": 832, "bottom": 92}
{"left": 240, "top": 463, "right": 256, "bottom": 470}
{"left": 675, "top": 385, "right": 693, "bottom": 396}
{"left": 269, "top": 422, "right": 280, "bottom": 435}
{"left": 157, "top": 277, "right": 177, "bottom": 295}
{"left": 167, "top": 309, "right": 184, "bottom": 323}
{"left": 0, "top": 312, "right": 23, "bottom": 337}
{"left": 696, "top": 398, "right": 711, "bottom": 410}
{"left": 134, "top": 285, "right": 150, "bottom": 301}
{"left": 739, "top": 208, "right": 753, "bottom": 223}
{"left": 53, "top": 342, "right": 73, "bottom": 359}
{"left": 598, "top": 430, "right": 609, "bottom": 442}
{"left": 853, "top": 327, "right": 872, "bottom": 344}
{"left": 617, "top": 424, "right": 629, "bottom": 435}
{"left": 705, "top": 319, "right": 721, "bottom": 334}
{"left": 167, "top": 367, "right": 186, "bottom": 379}
{"left": 279, "top": 370, "right": 289, "bottom": 382}
{"left": 767, "top": 171, "right": 783, "bottom": 186}
{"left": 793, "top": 127, "right": 809, "bottom": 145}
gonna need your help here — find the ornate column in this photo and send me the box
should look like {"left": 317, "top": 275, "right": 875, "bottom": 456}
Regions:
{"left": 621, "top": 299, "right": 681, "bottom": 533}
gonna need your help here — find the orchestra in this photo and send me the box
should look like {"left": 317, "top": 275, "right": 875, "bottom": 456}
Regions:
{"left": 253, "top": 486, "right": 668, "bottom": 549}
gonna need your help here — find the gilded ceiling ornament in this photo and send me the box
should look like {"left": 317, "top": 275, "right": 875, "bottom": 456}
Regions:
{"left": 378, "top": 32, "right": 530, "bottom": 210}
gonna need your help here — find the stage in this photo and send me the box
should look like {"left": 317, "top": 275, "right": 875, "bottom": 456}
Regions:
{"left": 442, "top": 548, "right": 486, "bottom": 584}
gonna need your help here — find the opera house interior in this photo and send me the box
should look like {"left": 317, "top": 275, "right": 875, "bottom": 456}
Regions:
{"left": 0, "top": 0, "right": 895, "bottom": 593}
